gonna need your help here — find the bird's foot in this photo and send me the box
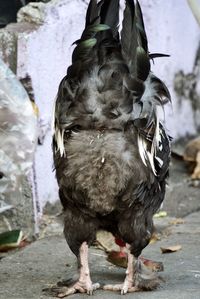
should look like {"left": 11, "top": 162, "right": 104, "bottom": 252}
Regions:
{"left": 104, "top": 247, "right": 162, "bottom": 294}
{"left": 55, "top": 280, "right": 100, "bottom": 297}
{"left": 104, "top": 246, "right": 139, "bottom": 295}
{"left": 49, "top": 242, "right": 100, "bottom": 297}
{"left": 103, "top": 261, "right": 161, "bottom": 294}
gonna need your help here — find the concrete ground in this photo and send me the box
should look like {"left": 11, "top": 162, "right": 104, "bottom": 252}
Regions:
{"left": 0, "top": 157, "right": 200, "bottom": 299}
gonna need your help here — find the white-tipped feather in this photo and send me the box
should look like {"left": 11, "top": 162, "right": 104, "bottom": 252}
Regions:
{"left": 138, "top": 135, "right": 147, "bottom": 167}
{"left": 52, "top": 97, "right": 66, "bottom": 157}
{"left": 147, "top": 151, "right": 157, "bottom": 175}
{"left": 137, "top": 76, "right": 167, "bottom": 175}
{"left": 155, "top": 111, "right": 160, "bottom": 148}
{"left": 55, "top": 127, "right": 65, "bottom": 157}
{"left": 155, "top": 156, "right": 163, "bottom": 167}
{"left": 138, "top": 111, "right": 161, "bottom": 176}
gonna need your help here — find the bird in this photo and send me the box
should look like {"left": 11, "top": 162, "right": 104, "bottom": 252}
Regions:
{"left": 52, "top": 0, "right": 171, "bottom": 296}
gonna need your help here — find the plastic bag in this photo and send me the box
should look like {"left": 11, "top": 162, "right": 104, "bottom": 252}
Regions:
{"left": 0, "top": 58, "right": 37, "bottom": 212}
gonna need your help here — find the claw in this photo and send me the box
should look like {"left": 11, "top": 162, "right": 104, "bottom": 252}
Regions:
{"left": 87, "top": 289, "right": 93, "bottom": 295}
{"left": 121, "top": 289, "right": 126, "bottom": 295}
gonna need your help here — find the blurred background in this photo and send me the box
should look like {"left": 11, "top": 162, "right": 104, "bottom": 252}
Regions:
{"left": 0, "top": 0, "right": 200, "bottom": 241}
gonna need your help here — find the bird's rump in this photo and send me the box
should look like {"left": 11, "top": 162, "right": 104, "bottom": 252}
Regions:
{"left": 55, "top": 127, "right": 151, "bottom": 215}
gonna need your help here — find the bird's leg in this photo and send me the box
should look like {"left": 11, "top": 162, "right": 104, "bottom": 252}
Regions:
{"left": 120, "top": 245, "right": 139, "bottom": 294}
{"left": 57, "top": 242, "right": 100, "bottom": 297}
{"left": 103, "top": 244, "right": 139, "bottom": 294}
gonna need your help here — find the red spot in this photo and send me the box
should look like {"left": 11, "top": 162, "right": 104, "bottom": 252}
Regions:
{"left": 115, "top": 237, "right": 126, "bottom": 247}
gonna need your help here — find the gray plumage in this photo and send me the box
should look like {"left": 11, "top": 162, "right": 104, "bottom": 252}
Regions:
{"left": 53, "top": 0, "right": 171, "bottom": 294}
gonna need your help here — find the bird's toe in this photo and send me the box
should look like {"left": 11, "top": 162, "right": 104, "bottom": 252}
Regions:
{"left": 47, "top": 281, "right": 100, "bottom": 297}
{"left": 57, "top": 286, "right": 76, "bottom": 297}
{"left": 103, "top": 282, "right": 139, "bottom": 294}
{"left": 86, "top": 282, "right": 101, "bottom": 295}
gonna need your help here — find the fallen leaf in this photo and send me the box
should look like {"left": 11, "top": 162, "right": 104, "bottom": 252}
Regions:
{"left": 149, "top": 232, "right": 160, "bottom": 244}
{"left": 169, "top": 218, "right": 185, "bottom": 225}
{"left": 107, "top": 250, "right": 127, "bottom": 268}
{"left": 154, "top": 211, "right": 167, "bottom": 218}
{"left": 96, "top": 230, "right": 119, "bottom": 252}
{"left": 107, "top": 251, "right": 164, "bottom": 272}
{"left": 160, "top": 245, "right": 182, "bottom": 254}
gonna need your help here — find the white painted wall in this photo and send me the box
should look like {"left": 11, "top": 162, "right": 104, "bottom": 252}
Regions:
{"left": 15, "top": 0, "right": 200, "bottom": 212}
{"left": 17, "top": 0, "right": 88, "bottom": 213}
{"left": 140, "top": 0, "right": 200, "bottom": 137}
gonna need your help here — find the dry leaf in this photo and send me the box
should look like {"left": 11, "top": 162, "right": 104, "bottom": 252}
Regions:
{"left": 169, "top": 218, "right": 185, "bottom": 225}
{"left": 149, "top": 232, "right": 160, "bottom": 244}
{"left": 107, "top": 251, "right": 127, "bottom": 268}
{"left": 96, "top": 230, "right": 118, "bottom": 252}
{"left": 160, "top": 245, "right": 182, "bottom": 254}
{"left": 107, "top": 251, "right": 164, "bottom": 272}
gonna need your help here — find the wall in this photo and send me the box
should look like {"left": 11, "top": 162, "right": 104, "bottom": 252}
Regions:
{"left": 140, "top": 0, "right": 200, "bottom": 136}
{"left": 16, "top": 0, "right": 89, "bottom": 214}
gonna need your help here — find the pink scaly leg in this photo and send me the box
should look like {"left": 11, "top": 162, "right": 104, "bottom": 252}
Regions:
{"left": 103, "top": 244, "right": 139, "bottom": 294}
{"left": 121, "top": 245, "right": 139, "bottom": 294}
{"left": 57, "top": 242, "right": 100, "bottom": 297}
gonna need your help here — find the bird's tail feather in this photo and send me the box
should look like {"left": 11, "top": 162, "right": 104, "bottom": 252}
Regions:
{"left": 133, "top": 259, "right": 164, "bottom": 290}
{"left": 121, "top": 0, "right": 150, "bottom": 81}
{"left": 100, "top": 0, "right": 120, "bottom": 39}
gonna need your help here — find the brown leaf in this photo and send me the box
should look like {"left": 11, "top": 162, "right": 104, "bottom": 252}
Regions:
{"left": 169, "top": 218, "right": 185, "bottom": 225}
{"left": 107, "top": 251, "right": 127, "bottom": 268}
{"left": 149, "top": 232, "right": 160, "bottom": 244}
{"left": 107, "top": 251, "right": 164, "bottom": 272}
{"left": 160, "top": 245, "right": 182, "bottom": 254}
{"left": 96, "top": 230, "right": 119, "bottom": 252}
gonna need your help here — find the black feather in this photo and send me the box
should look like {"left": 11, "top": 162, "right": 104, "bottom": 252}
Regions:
{"left": 85, "top": 0, "right": 99, "bottom": 26}
{"left": 136, "top": 46, "right": 150, "bottom": 81}
{"left": 100, "top": 0, "right": 120, "bottom": 39}
{"left": 150, "top": 74, "right": 171, "bottom": 104}
{"left": 80, "top": 24, "right": 110, "bottom": 42}
{"left": 135, "top": 0, "right": 148, "bottom": 52}
{"left": 72, "top": 38, "right": 97, "bottom": 63}
{"left": 121, "top": 0, "right": 136, "bottom": 68}
{"left": 149, "top": 53, "right": 170, "bottom": 59}
{"left": 121, "top": 0, "right": 150, "bottom": 80}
